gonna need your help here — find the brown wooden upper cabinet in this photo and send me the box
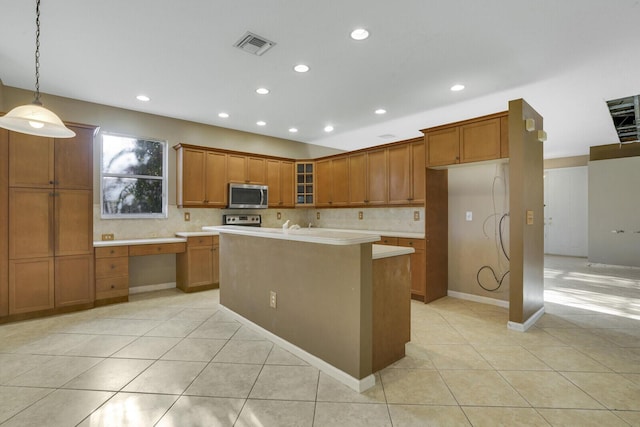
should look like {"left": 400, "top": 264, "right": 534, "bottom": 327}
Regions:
{"left": 423, "top": 112, "right": 508, "bottom": 167}
{"left": 266, "top": 159, "right": 294, "bottom": 207}
{"left": 316, "top": 156, "right": 349, "bottom": 207}
{"left": 347, "top": 149, "right": 388, "bottom": 206}
{"left": 228, "top": 154, "right": 265, "bottom": 184}
{"left": 175, "top": 146, "right": 227, "bottom": 207}
{"left": 388, "top": 139, "right": 424, "bottom": 205}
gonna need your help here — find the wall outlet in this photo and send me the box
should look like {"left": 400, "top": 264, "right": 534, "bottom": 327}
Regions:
{"left": 466, "top": 211, "right": 473, "bottom": 221}
{"left": 358, "top": 211, "right": 363, "bottom": 220}
{"left": 269, "top": 291, "right": 277, "bottom": 309}
{"left": 413, "top": 211, "right": 420, "bottom": 221}
{"left": 101, "top": 233, "right": 115, "bottom": 241}
{"left": 316, "top": 212, "right": 320, "bottom": 220}
{"left": 277, "top": 212, "right": 281, "bottom": 220}
{"left": 184, "top": 212, "right": 190, "bottom": 221}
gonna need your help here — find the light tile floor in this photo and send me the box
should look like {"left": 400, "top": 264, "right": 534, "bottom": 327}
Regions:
{"left": 0, "top": 255, "right": 639, "bottom": 426}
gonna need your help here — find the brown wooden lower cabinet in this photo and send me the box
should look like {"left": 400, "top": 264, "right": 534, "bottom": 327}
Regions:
{"left": 8, "top": 258, "right": 55, "bottom": 314}
{"left": 176, "top": 235, "right": 220, "bottom": 292}
{"left": 55, "top": 254, "right": 94, "bottom": 307}
{"left": 397, "top": 238, "right": 426, "bottom": 301}
{"left": 95, "top": 246, "right": 129, "bottom": 301}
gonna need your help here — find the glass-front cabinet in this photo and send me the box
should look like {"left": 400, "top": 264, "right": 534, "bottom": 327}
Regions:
{"left": 295, "top": 162, "right": 314, "bottom": 206}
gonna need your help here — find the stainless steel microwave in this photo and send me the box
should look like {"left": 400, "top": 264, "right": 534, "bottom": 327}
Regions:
{"left": 228, "top": 183, "right": 268, "bottom": 209}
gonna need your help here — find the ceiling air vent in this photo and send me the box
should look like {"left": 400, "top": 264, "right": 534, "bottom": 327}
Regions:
{"left": 234, "top": 31, "right": 276, "bottom": 56}
{"left": 606, "top": 94, "right": 640, "bottom": 142}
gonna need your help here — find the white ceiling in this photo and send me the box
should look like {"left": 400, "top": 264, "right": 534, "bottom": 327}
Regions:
{"left": 1, "top": 0, "right": 639, "bottom": 158}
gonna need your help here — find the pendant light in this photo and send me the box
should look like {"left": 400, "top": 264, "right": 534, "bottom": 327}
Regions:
{"left": 0, "top": 0, "right": 75, "bottom": 138}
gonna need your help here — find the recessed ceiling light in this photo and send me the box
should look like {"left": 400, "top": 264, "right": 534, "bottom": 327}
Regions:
{"left": 289, "top": 127, "right": 298, "bottom": 133}
{"left": 324, "top": 125, "right": 334, "bottom": 133}
{"left": 218, "top": 112, "right": 229, "bottom": 118}
{"left": 294, "top": 64, "right": 309, "bottom": 73}
{"left": 136, "top": 95, "right": 150, "bottom": 102}
{"left": 375, "top": 108, "right": 387, "bottom": 115}
{"left": 256, "top": 88, "right": 270, "bottom": 95}
{"left": 450, "top": 84, "right": 465, "bottom": 92}
{"left": 350, "top": 28, "right": 369, "bottom": 41}
{"left": 256, "top": 121, "right": 266, "bottom": 126}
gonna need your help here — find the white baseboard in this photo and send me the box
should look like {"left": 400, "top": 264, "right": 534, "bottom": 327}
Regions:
{"left": 507, "top": 306, "right": 545, "bottom": 332}
{"left": 447, "top": 290, "right": 509, "bottom": 308}
{"left": 219, "top": 305, "right": 376, "bottom": 393}
{"left": 129, "top": 282, "right": 176, "bottom": 295}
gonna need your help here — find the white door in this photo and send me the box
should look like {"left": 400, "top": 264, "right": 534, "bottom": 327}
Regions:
{"left": 544, "top": 167, "right": 588, "bottom": 256}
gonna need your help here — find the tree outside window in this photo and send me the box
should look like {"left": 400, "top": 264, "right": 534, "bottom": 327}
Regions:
{"left": 101, "top": 133, "right": 168, "bottom": 218}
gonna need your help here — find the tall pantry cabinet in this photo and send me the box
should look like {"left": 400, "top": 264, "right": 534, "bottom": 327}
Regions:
{"left": 1, "top": 124, "right": 97, "bottom": 318}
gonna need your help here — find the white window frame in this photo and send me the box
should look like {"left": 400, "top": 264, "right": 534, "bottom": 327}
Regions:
{"left": 100, "top": 132, "right": 168, "bottom": 219}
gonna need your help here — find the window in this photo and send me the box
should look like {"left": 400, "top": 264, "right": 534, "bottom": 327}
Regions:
{"left": 101, "top": 133, "right": 168, "bottom": 218}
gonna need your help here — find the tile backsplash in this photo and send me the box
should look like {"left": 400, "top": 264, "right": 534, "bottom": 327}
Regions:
{"left": 93, "top": 205, "right": 425, "bottom": 240}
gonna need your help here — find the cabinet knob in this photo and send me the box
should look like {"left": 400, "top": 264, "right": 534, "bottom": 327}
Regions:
{"left": 110, "top": 284, "right": 115, "bottom": 289}
{"left": 110, "top": 249, "right": 115, "bottom": 254}
{"left": 110, "top": 264, "right": 115, "bottom": 269}
{"left": 409, "top": 242, "right": 414, "bottom": 246}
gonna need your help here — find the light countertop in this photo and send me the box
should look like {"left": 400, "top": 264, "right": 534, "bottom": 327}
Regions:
{"left": 372, "top": 244, "right": 415, "bottom": 259}
{"left": 175, "top": 231, "right": 220, "bottom": 237}
{"left": 203, "top": 225, "right": 380, "bottom": 246}
{"left": 315, "top": 228, "right": 424, "bottom": 239}
{"left": 94, "top": 237, "right": 187, "bottom": 247}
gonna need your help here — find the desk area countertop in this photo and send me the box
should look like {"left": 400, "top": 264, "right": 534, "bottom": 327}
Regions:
{"left": 175, "top": 231, "right": 220, "bottom": 238}
{"left": 94, "top": 237, "right": 187, "bottom": 247}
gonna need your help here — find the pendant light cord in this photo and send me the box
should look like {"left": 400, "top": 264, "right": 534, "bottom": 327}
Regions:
{"left": 33, "top": 0, "right": 42, "bottom": 105}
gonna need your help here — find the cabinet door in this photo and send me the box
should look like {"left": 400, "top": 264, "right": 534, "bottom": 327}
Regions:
{"left": 500, "top": 115, "right": 509, "bottom": 158}
{"left": 248, "top": 157, "right": 266, "bottom": 184}
{"left": 388, "top": 144, "right": 411, "bottom": 204}
{"left": 1, "top": 129, "right": 8, "bottom": 317}
{"left": 205, "top": 151, "right": 227, "bottom": 206}
{"left": 280, "top": 161, "right": 295, "bottom": 207}
{"left": 181, "top": 148, "right": 206, "bottom": 205}
{"left": 425, "top": 168, "right": 448, "bottom": 302}
{"left": 332, "top": 157, "right": 349, "bottom": 206}
{"left": 315, "top": 159, "right": 332, "bottom": 206}
{"left": 55, "top": 189, "right": 92, "bottom": 256}
{"left": 9, "top": 132, "right": 54, "bottom": 188}
{"left": 411, "top": 141, "right": 425, "bottom": 205}
{"left": 9, "top": 258, "right": 54, "bottom": 314}
{"left": 348, "top": 153, "right": 366, "bottom": 205}
{"left": 266, "top": 159, "right": 281, "bottom": 207}
{"left": 212, "top": 244, "right": 220, "bottom": 284}
{"left": 9, "top": 188, "right": 53, "bottom": 259}
{"left": 425, "top": 127, "right": 459, "bottom": 166}
{"left": 227, "top": 154, "right": 247, "bottom": 183}
{"left": 188, "top": 245, "right": 214, "bottom": 286}
{"left": 55, "top": 254, "right": 94, "bottom": 306}
{"left": 55, "top": 126, "right": 94, "bottom": 190}
{"left": 366, "top": 149, "right": 388, "bottom": 205}
{"left": 460, "top": 118, "right": 501, "bottom": 163}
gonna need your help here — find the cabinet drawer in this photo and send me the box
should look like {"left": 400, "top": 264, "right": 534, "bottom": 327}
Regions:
{"left": 95, "top": 257, "right": 128, "bottom": 279}
{"left": 187, "top": 236, "right": 213, "bottom": 247}
{"left": 95, "top": 246, "right": 128, "bottom": 258}
{"left": 376, "top": 236, "right": 398, "bottom": 246}
{"left": 96, "top": 276, "right": 129, "bottom": 293}
{"left": 398, "top": 238, "right": 425, "bottom": 250}
{"left": 129, "top": 242, "right": 186, "bottom": 256}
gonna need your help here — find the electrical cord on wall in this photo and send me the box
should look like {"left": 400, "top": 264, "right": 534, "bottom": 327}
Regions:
{"left": 477, "top": 212, "right": 510, "bottom": 291}
{"left": 477, "top": 164, "right": 510, "bottom": 292}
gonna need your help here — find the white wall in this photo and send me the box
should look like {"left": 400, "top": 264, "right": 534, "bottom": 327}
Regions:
{"left": 448, "top": 162, "right": 510, "bottom": 302}
{"left": 543, "top": 166, "right": 588, "bottom": 256}
{"left": 588, "top": 157, "right": 640, "bottom": 267}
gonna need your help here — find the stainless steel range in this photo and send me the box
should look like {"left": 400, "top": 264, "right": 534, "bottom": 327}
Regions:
{"left": 222, "top": 214, "right": 262, "bottom": 227}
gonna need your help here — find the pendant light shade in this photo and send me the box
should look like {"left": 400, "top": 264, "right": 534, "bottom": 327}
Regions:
{"left": 0, "top": 103, "right": 75, "bottom": 138}
{"left": 0, "top": 0, "right": 75, "bottom": 138}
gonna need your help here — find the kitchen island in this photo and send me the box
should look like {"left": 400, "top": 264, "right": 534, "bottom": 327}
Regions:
{"left": 202, "top": 225, "right": 413, "bottom": 392}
